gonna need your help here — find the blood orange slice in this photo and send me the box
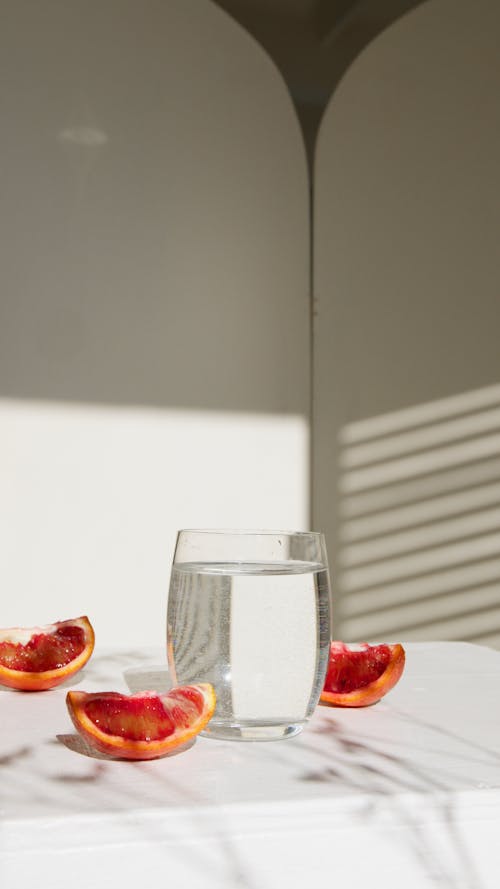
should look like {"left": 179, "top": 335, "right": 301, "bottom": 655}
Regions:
{"left": 0, "top": 616, "right": 95, "bottom": 691}
{"left": 320, "top": 641, "right": 405, "bottom": 707}
{"left": 66, "top": 684, "right": 216, "bottom": 760}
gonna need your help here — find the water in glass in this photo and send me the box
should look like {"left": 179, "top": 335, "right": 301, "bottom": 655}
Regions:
{"left": 167, "top": 557, "right": 330, "bottom": 740}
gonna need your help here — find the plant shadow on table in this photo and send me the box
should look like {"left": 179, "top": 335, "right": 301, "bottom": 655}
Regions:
{"left": 0, "top": 746, "right": 33, "bottom": 766}
{"left": 55, "top": 733, "right": 259, "bottom": 889}
{"left": 297, "top": 713, "right": 491, "bottom": 889}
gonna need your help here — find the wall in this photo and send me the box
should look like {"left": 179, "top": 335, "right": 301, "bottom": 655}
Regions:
{"left": 314, "top": 0, "right": 500, "bottom": 646}
{"left": 0, "top": 0, "right": 309, "bottom": 646}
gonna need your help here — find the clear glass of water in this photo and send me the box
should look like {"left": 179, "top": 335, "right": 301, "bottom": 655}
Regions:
{"left": 166, "top": 529, "right": 331, "bottom": 741}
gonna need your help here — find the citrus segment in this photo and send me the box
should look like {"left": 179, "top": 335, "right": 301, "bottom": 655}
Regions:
{"left": 0, "top": 616, "right": 95, "bottom": 691}
{"left": 66, "top": 684, "right": 216, "bottom": 759}
{"left": 320, "top": 641, "right": 405, "bottom": 707}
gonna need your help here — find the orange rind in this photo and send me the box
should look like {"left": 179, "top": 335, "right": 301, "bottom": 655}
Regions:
{"left": 320, "top": 641, "right": 405, "bottom": 707}
{"left": 66, "top": 684, "right": 216, "bottom": 760}
{"left": 0, "top": 616, "right": 95, "bottom": 691}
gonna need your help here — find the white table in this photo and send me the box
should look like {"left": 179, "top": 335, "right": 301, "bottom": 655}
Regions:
{"left": 2, "top": 642, "right": 500, "bottom": 888}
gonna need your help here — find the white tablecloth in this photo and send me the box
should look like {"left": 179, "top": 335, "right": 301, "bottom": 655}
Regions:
{"left": 2, "top": 642, "right": 500, "bottom": 888}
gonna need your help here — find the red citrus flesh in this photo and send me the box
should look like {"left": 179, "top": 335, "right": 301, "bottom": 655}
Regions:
{"left": 66, "top": 684, "right": 216, "bottom": 760}
{"left": 0, "top": 617, "right": 95, "bottom": 691}
{"left": 320, "top": 641, "right": 405, "bottom": 707}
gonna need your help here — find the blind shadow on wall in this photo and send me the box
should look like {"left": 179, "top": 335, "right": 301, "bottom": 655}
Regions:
{"left": 336, "top": 383, "right": 500, "bottom": 649}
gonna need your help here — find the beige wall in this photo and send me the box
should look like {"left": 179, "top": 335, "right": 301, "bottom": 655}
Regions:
{"left": 3, "top": 0, "right": 499, "bottom": 651}
{"left": 0, "top": 0, "right": 309, "bottom": 646}
{"left": 314, "top": 0, "right": 500, "bottom": 647}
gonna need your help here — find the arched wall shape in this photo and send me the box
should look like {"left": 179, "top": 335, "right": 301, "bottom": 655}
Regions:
{"left": 314, "top": 0, "right": 500, "bottom": 647}
{"left": 0, "top": 0, "right": 309, "bottom": 645}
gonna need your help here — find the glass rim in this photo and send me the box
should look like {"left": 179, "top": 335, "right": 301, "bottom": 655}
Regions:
{"left": 176, "top": 528, "right": 325, "bottom": 538}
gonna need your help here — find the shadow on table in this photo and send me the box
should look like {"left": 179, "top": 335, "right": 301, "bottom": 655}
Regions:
{"left": 0, "top": 669, "right": 87, "bottom": 693}
{"left": 56, "top": 733, "right": 196, "bottom": 761}
{"left": 0, "top": 745, "right": 32, "bottom": 766}
{"left": 294, "top": 714, "right": 491, "bottom": 889}
{"left": 122, "top": 664, "right": 172, "bottom": 695}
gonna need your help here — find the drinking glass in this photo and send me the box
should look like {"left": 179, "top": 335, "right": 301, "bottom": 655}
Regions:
{"left": 166, "top": 529, "right": 331, "bottom": 741}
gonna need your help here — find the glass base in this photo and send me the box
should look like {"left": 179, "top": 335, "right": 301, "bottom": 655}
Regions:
{"left": 201, "top": 721, "right": 304, "bottom": 741}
